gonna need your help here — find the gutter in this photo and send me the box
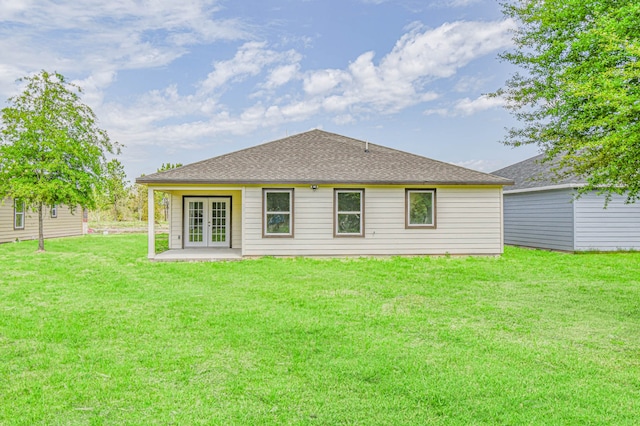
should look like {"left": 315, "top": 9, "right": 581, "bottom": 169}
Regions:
{"left": 136, "top": 178, "right": 514, "bottom": 186}
{"left": 503, "top": 183, "right": 584, "bottom": 194}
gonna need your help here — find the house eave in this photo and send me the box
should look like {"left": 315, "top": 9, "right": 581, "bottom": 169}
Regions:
{"left": 503, "top": 183, "right": 584, "bottom": 194}
{"left": 136, "top": 178, "right": 513, "bottom": 186}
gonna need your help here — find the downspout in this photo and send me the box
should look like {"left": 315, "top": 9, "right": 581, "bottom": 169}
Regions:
{"left": 241, "top": 186, "right": 246, "bottom": 257}
{"left": 572, "top": 187, "right": 577, "bottom": 251}
{"left": 499, "top": 187, "right": 504, "bottom": 255}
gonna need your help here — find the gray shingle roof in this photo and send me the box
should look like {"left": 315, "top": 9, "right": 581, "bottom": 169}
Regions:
{"left": 492, "top": 153, "right": 585, "bottom": 191}
{"left": 137, "top": 129, "right": 513, "bottom": 186}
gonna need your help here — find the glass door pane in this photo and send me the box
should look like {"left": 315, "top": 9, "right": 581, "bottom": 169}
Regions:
{"left": 209, "top": 198, "right": 230, "bottom": 247}
{"left": 188, "top": 201, "right": 204, "bottom": 242}
{"left": 184, "top": 198, "right": 208, "bottom": 247}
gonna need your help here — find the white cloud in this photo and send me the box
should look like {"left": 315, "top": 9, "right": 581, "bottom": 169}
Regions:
{"left": 2, "top": 0, "right": 246, "bottom": 44}
{"left": 454, "top": 75, "right": 492, "bottom": 93}
{"left": 333, "top": 114, "right": 356, "bottom": 125}
{"left": 382, "top": 20, "right": 515, "bottom": 81}
{"left": 200, "top": 42, "right": 302, "bottom": 94}
{"left": 297, "top": 19, "right": 514, "bottom": 115}
{"left": 447, "top": 0, "right": 482, "bottom": 7}
{"left": 263, "top": 64, "right": 301, "bottom": 89}
{"left": 0, "top": 64, "right": 27, "bottom": 98}
{"left": 428, "top": 0, "right": 482, "bottom": 7}
{"left": 0, "top": 0, "right": 250, "bottom": 97}
{"left": 454, "top": 95, "right": 506, "bottom": 115}
{"left": 280, "top": 100, "right": 322, "bottom": 120}
{"left": 303, "top": 69, "right": 351, "bottom": 96}
{"left": 423, "top": 107, "right": 449, "bottom": 116}
{"left": 425, "top": 94, "right": 506, "bottom": 117}
{"left": 322, "top": 95, "right": 354, "bottom": 113}
{"left": 71, "top": 71, "right": 117, "bottom": 109}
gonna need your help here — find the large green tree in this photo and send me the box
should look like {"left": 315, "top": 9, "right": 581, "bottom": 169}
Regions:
{"left": 496, "top": 0, "right": 640, "bottom": 202}
{"left": 0, "top": 71, "right": 120, "bottom": 251}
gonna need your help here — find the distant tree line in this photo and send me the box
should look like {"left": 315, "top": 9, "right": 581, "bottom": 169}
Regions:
{"left": 93, "top": 162, "right": 182, "bottom": 222}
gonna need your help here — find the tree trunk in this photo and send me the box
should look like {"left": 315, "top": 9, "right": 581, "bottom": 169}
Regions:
{"left": 113, "top": 198, "right": 119, "bottom": 221}
{"left": 37, "top": 202, "right": 45, "bottom": 252}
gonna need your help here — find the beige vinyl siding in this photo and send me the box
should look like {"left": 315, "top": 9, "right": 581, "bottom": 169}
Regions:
{"left": 242, "top": 185, "right": 504, "bottom": 256}
{"left": 168, "top": 190, "right": 242, "bottom": 249}
{"left": 0, "top": 199, "right": 82, "bottom": 244}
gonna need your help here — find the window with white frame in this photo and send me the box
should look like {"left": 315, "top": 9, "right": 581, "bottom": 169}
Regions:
{"left": 406, "top": 189, "right": 436, "bottom": 228}
{"left": 334, "top": 189, "right": 364, "bottom": 237}
{"left": 14, "top": 199, "right": 25, "bottom": 230}
{"left": 50, "top": 204, "right": 58, "bottom": 218}
{"left": 263, "top": 189, "right": 294, "bottom": 237}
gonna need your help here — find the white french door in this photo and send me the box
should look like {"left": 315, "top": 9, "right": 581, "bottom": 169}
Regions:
{"left": 184, "top": 197, "right": 230, "bottom": 248}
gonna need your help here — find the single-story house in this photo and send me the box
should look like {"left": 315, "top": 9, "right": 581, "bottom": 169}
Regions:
{"left": 0, "top": 199, "right": 84, "bottom": 244}
{"left": 136, "top": 129, "right": 513, "bottom": 259}
{"left": 493, "top": 154, "right": 640, "bottom": 251}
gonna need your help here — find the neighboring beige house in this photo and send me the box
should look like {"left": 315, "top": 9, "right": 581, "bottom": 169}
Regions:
{"left": 136, "top": 129, "right": 513, "bottom": 259}
{"left": 0, "top": 199, "right": 83, "bottom": 244}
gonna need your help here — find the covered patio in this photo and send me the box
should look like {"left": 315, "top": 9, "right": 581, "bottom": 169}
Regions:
{"left": 145, "top": 186, "right": 244, "bottom": 261}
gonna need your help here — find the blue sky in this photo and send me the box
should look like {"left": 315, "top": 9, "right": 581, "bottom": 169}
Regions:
{"left": 0, "top": 0, "right": 539, "bottom": 180}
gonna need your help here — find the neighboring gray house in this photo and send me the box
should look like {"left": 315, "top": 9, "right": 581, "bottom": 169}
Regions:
{"left": 137, "top": 129, "right": 513, "bottom": 259}
{"left": 493, "top": 154, "right": 640, "bottom": 251}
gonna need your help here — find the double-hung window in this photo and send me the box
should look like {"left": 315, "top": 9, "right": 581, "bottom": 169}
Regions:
{"left": 50, "top": 204, "right": 58, "bottom": 218}
{"left": 406, "top": 189, "right": 436, "bottom": 228}
{"left": 14, "top": 199, "right": 25, "bottom": 230}
{"left": 263, "top": 189, "right": 294, "bottom": 237}
{"left": 334, "top": 189, "right": 364, "bottom": 237}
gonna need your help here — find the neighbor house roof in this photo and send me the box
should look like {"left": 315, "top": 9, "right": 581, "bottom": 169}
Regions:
{"left": 492, "top": 153, "right": 586, "bottom": 191}
{"left": 137, "top": 129, "right": 513, "bottom": 186}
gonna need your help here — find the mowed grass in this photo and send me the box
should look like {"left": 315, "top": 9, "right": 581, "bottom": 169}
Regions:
{"left": 0, "top": 235, "right": 639, "bottom": 425}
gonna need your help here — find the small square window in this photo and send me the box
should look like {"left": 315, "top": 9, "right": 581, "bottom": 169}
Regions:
{"left": 406, "top": 189, "right": 436, "bottom": 228}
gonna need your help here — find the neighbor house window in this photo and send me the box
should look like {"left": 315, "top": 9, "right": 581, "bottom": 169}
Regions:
{"left": 406, "top": 189, "right": 436, "bottom": 228}
{"left": 14, "top": 199, "right": 25, "bottom": 230}
{"left": 50, "top": 204, "right": 58, "bottom": 218}
{"left": 263, "top": 189, "right": 294, "bottom": 237}
{"left": 334, "top": 189, "right": 364, "bottom": 237}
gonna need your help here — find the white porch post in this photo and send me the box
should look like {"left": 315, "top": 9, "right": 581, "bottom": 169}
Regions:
{"left": 241, "top": 186, "right": 246, "bottom": 257}
{"left": 147, "top": 186, "right": 155, "bottom": 258}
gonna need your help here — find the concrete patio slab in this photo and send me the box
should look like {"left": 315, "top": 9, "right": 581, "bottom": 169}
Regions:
{"left": 152, "top": 248, "right": 243, "bottom": 262}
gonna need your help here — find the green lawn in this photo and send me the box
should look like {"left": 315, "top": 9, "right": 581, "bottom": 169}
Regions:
{"left": 1, "top": 235, "right": 639, "bottom": 425}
